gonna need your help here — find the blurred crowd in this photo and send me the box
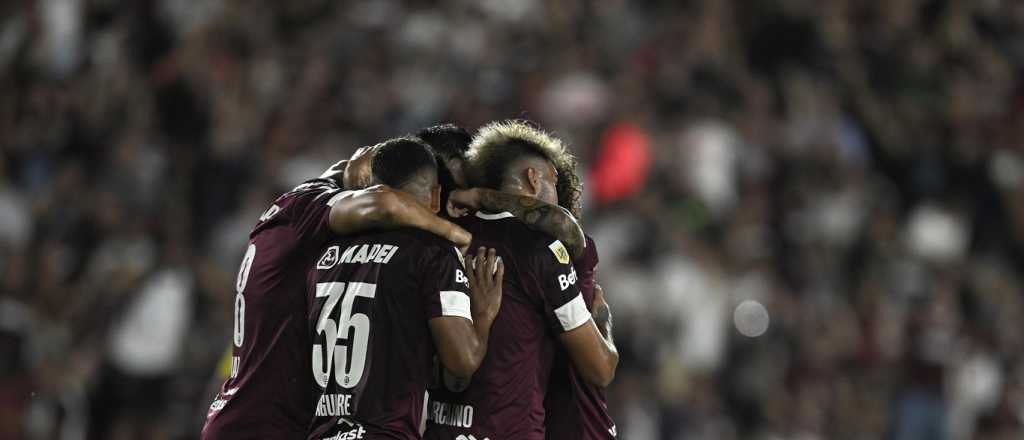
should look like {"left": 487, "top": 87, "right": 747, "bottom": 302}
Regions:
{"left": 2, "top": 0, "right": 1024, "bottom": 439}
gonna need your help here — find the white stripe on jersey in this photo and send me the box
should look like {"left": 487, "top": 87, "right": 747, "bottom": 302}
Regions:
{"left": 439, "top": 291, "right": 473, "bottom": 321}
{"left": 554, "top": 293, "right": 591, "bottom": 331}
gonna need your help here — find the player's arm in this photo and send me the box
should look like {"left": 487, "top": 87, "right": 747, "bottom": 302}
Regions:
{"left": 589, "top": 283, "right": 616, "bottom": 353}
{"left": 428, "top": 248, "right": 504, "bottom": 378}
{"left": 449, "top": 188, "right": 586, "bottom": 257}
{"left": 319, "top": 145, "right": 472, "bottom": 250}
{"left": 541, "top": 243, "right": 618, "bottom": 387}
{"left": 328, "top": 185, "right": 471, "bottom": 251}
{"left": 559, "top": 315, "right": 618, "bottom": 387}
{"left": 567, "top": 238, "right": 616, "bottom": 380}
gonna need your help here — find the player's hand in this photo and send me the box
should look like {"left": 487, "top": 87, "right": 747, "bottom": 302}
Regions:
{"left": 447, "top": 188, "right": 483, "bottom": 218}
{"left": 466, "top": 247, "right": 503, "bottom": 324}
{"left": 591, "top": 284, "right": 612, "bottom": 334}
{"left": 343, "top": 145, "right": 378, "bottom": 189}
{"left": 320, "top": 159, "right": 348, "bottom": 180}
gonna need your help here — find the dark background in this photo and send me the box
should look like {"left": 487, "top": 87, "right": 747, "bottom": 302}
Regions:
{"left": 2, "top": 1, "right": 1024, "bottom": 439}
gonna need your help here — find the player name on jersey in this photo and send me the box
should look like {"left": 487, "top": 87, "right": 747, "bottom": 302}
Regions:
{"left": 315, "top": 393, "right": 354, "bottom": 417}
{"left": 317, "top": 244, "right": 400, "bottom": 270}
{"left": 428, "top": 401, "right": 476, "bottom": 428}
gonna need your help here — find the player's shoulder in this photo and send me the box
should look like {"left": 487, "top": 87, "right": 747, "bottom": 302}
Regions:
{"left": 259, "top": 178, "right": 341, "bottom": 219}
{"left": 277, "top": 178, "right": 342, "bottom": 204}
{"left": 504, "top": 219, "right": 572, "bottom": 267}
{"left": 575, "top": 234, "right": 599, "bottom": 267}
{"left": 287, "top": 177, "right": 342, "bottom": 194}
{"left": 535, "top": 236, "right": 572, "bottom": 269}
{"left": 456, "top": 210, "right": 565, "bottom": 262}
{"left": 251, "top": 178, "right": 341, "bottom": 233}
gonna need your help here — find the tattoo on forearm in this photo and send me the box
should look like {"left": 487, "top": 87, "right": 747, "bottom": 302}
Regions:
{"left": 523, "top": 206, "right": 547, "bottom": 225}
{"left": 477, "top": 189, "right": 585, "bottom": 257}
{"left": 478, "top": 190, "right": 540, "bottom": 217}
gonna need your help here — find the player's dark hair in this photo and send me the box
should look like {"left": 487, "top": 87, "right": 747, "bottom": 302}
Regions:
{"left": 416, "top": 123, "right": 470, "bottom": 161}
{"left": 371, "top": 136, "right": 438, "bottom": 190}
{"left": 467, "top": 120, "right": 583, "bottom": 219}
{"left": 417, "top": 123, "right": 471, "bottom": 211}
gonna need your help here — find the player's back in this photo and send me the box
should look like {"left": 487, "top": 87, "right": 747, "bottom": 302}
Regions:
{"left": 307, "top": 228, "right": 471, "bottom": 440}
{"left": 424, "top": 212, "right": 587, "bottom": 440}
{"left": 202, "top": 179, "right": 342, "bottom": 440}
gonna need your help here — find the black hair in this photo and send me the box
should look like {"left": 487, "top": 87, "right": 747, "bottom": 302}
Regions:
{"left": 417, "top": 123, "right": 471, "bottom": 212}
{"left": 370, "top": 136, "right": 438, "bottom": 190}
{"left": 416, "top": 123, "right": 470, "bottom": 161}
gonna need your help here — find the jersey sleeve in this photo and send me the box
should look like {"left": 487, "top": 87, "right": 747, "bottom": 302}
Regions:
{"left": 274, "top": 179, "right": 343, "bottom": 246}
{"left": 421, "top": 245, "right": 473, "bottom": 321}
{"left": 537, "top": 239, "right": 590, "bottom": 334}
{"left": 573, "top": 236, "right": 599, "bottom": 304}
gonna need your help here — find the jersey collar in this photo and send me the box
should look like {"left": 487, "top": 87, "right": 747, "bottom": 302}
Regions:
{"left": 475, "top": 211, "right": 515, "bottom": 220}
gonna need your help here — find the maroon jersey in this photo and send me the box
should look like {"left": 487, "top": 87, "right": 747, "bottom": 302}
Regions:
{"left": 202, "top": 178, "right": 344, "bottom": 440}
{"left": 424, "top": 212, "right": 589, "bottom": 440}
{"left": 544, "top": 236, "right": 617, "bottom": 439}
{"left": 306, "top": 229, "right": 472, "bottom": 440}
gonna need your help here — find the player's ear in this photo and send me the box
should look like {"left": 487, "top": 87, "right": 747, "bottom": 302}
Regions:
{"left": 429, "top": 183, "right": 441, "bottom": 214}
{"left": 525, "top": 167, "right": 542, "bottom": 197}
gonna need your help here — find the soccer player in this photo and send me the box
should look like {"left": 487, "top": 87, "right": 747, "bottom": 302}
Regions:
{"left": 306, "top": 137, "right": 503, "bottom": 439}
{"left": 201, "top": 144, "right": 472, "bottom": 440}
{"left": 439, "top": 126, "right": 619, "bottom": 439}
{"left": 418, "top": 123, "right": 587, "bottom": 259}
{"left": 422, "top": 122, "right": 619, "bottom": 438}
{"left": 424, "top": 121, "right": 619, "bottom": 440}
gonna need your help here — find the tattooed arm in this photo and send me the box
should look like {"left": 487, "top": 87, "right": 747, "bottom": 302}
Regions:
{"left": 449, "top": 188, "right": 586, "bottom": 257}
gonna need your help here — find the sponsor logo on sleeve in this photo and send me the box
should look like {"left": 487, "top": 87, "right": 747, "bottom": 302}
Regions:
{"left": 558, "top": 266, "right": 578, "bottom": 291}
{"left": 549, "top": 240, "right": 570, "bottom": 264}
{"left": 317, "top": 246, "right": 340, "bottom": 269}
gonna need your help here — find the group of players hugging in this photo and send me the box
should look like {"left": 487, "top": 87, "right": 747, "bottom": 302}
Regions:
{"left": 200, "top": 120, "right": 619, "bottom": 440}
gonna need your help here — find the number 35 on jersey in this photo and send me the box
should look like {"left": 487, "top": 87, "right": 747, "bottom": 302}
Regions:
{"left": 312, "top": 281, "right": 377, "bottom": 389}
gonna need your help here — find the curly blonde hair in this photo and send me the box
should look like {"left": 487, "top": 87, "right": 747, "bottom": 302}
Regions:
{"left": 467, "top": 120, "right": 583, "bottom": 219}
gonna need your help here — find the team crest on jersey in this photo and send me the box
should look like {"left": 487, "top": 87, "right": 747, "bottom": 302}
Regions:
{"left": 317, "top": 246, "right": 340, "bottom": 269}
{"left": 549, "top": 240, "right": 570, "bottom": 264}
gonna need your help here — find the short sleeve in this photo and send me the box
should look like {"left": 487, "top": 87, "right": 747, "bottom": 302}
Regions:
{"left": 272, "top": 179, "right": 343, "bottom": 247}
{"left": 538, "top": 239, "right": 590, "bottom": 334}
{"left": 422, "top": 245, "right": 473, "bottom": 321}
